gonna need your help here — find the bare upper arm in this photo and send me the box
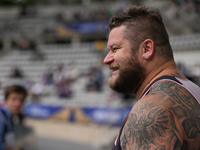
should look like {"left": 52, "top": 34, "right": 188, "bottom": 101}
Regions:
{"left": 120, "top": 80, "right": 200, "bottom": 150}
{"left": 120, "top": 97, "right": 183, "bottom": 150}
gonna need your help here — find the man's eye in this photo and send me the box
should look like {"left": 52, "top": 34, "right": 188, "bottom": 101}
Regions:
{"left": 113, "top": 48, "right": 118, "bottom": 52}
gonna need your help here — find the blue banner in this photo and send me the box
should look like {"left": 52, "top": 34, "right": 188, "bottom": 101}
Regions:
{"left": 66, "top": 20, "right": 109, "bottom": 34}
{"left": 23, "top": 103, "right": 132, "bottom": 126}
{"left": 24, "top": 103, "right": 63, "bottom": 118}
{"left": 82, "top": 106, "right": 132, "bottom": 126}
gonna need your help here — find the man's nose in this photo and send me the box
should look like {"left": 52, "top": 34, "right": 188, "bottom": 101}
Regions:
{"left": 104, "top": 52, "right": 114, "bottom": 64}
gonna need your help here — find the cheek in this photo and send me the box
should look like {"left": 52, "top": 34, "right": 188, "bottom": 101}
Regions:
{"left": 5, "top": 100, "right": 13, "bottom": 106}
{"left": 119, "top": 57, "right": 132, "bottom": 69}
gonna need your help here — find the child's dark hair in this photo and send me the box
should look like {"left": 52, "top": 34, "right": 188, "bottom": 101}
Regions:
{"left": 4, "top": 85, "right": 27, "bottom": 100}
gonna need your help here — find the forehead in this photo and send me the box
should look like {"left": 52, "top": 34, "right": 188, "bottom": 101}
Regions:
{"left": 107, "top": 25, "right": 126, "bottom": 48}
{"left": 7, "top": 93, "right": 24, "bottom": 99}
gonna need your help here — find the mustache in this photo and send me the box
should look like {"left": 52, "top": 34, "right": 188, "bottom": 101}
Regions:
{"left": 109, "top": 64, "right": 119, "bottom": 70}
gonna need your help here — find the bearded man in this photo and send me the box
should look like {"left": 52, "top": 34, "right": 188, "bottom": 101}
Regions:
{"left": 104, "top": 5, "right": 200, "bottom": 150}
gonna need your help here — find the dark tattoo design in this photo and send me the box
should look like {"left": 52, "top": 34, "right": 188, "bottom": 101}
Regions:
{"left": 169, "top": 72, "right": 183, "bottom": 78}
{"left": 120, "top": 80, "right": 200, "bottom": 150}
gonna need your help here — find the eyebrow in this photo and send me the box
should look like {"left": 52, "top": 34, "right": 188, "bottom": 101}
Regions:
{"left": 107, "top": 44, "right": 120, "bottom": 50}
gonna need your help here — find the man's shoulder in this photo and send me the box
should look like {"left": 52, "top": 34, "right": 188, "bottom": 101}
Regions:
{"left": 0, "top": 108, "right": 6, "bottom": 130}
{"left": 135, "top": 79, "right": 200, "bottom": 118}
{"left": 147, "top": 79, "right": 200, "bottom": 106}
{"left": 121, "top": 79, "right": 200, "bottom": 149}
{"left": 0, "top": 106, "right": 11, "bottom": 123}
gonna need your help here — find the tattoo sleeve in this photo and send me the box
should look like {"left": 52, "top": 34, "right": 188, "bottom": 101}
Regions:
{"left": 120, "top": 80, "right": 200, "bottom": 150}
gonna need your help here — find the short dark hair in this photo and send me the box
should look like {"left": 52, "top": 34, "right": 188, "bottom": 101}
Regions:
{"left": 4, "top": 85, "right": 27, "bottom": 100}
{"left": 108, "top": 5, "right": 173, "bottom": 60}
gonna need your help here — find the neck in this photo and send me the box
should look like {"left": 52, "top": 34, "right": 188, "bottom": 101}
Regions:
{"left": 135, "top": 60, "right": 185, "bottom": 100}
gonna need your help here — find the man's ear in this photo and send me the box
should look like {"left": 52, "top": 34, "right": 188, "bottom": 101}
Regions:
{"left": 142, "top": 39, "right": 154, "bottom": 60}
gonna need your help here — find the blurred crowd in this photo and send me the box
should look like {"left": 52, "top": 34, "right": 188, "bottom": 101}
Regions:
{"left": 177, "top": 62, "right": 200, "bottom": 86}
{"left": 6, "top": 62, "right": 79, "bottom": 102}
{"left": 3, "top": 57, "right": 200, "bottom": 104}
{"left": 54, "top": 0, "right": 200, "bottom": 24}
{"left": 5, "top": 57, "right": 108, "bottom": 103}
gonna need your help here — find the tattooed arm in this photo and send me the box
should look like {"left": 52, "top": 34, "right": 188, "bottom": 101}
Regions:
{"left": 120, "top": 98, "right": 183, "bottom": 150}
{"left": 120, "top": 80, "right": 200, "bottom": 150}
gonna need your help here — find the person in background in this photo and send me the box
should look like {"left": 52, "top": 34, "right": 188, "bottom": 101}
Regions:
{"left": 0, "top": 85, "right": 27, "bottom": 150}
{"left": 85, "top": 60, "right": 104, "bottom": 92}
{"left": 53, "top": 63, "right": 74, "bottom": 98}
{"left": 42, "top": 67, "right": 54, "bottom": 86}
{"left": 103, "top": 5, "right": 200, "bottom": 150}
{"left": 8, "top": 66, "right": 24, "bottom": 79}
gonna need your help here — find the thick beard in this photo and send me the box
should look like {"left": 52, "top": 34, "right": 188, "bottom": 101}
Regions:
{"left": 109, "top": 56, "right": 145, "bottom": 94}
